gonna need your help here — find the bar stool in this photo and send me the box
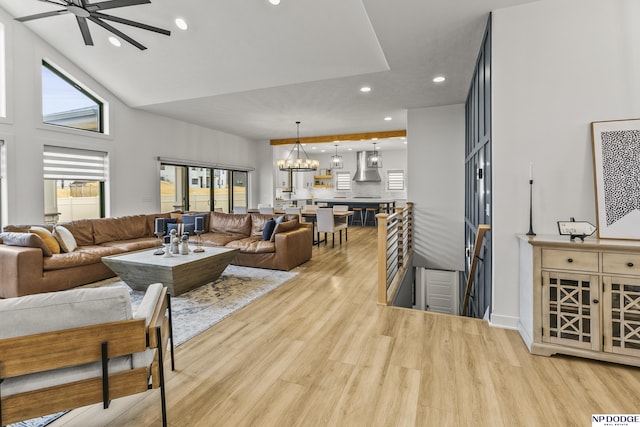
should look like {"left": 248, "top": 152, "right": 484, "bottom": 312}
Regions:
{"left": 364, "top": 207, "right": 378, "bottom": 227}
{"left": 351, "top": 207, "right": 364, "bottom": 226}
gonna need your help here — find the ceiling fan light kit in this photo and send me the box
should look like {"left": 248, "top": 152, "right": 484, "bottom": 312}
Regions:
{"left": 16, "top": 0, "right": 171, "bottom": 50}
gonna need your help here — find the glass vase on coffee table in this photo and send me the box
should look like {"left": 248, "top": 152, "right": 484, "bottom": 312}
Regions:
{"left": 193, "top": 220, "right": 205, "bottom": 253}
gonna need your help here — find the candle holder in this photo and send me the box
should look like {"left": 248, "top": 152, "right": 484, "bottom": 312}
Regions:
{"left": 153, "top": 231, "right": 165, "bottom": 255}
{"left": 526, "top": 179, "right": 536, "bottom": 236}
{"left": 193, "top": 229, "right": 205, "bottom": 253}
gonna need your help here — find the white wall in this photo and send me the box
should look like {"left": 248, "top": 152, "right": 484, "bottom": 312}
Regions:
{"left": 491, "top": 0, "right": 640, "bottom": 328}
{"left": 407, "top": 104, "right": 465, "bottom": 272}
{"left": 0, "top": 9, "right": 261, "bottom": 226}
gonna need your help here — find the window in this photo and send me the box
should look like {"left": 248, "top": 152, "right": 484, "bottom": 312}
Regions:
{"left": 335, "top": 171, "right": 352, "bottom": 191}
{"left": 41, "top": 61, "right": 104, "bottom": 133}
{"left": 0, "top": 21, "right": 6, "bottom": 118}
{"left": 387, "top": 170, "right": 405, "bottom": 191}
{"left": 43, "top": 146, "right": 107, "bottom": 223}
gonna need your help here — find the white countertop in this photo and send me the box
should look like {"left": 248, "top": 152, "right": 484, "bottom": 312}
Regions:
{"left": 313, "top": 198, "right": 396, "bottom": 203}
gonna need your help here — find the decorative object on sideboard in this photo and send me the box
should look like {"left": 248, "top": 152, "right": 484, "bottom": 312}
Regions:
{"left": 557, "top": 218, "right": 597, "bottom": 241}
{"left": 526, "top": 162, "right": 535, "bottom": 236}
{"left": 591, "top": 118, "right": 640, "bottom": 240}
{"left": 276, "top": 121, "right": 319, "bottom": 172}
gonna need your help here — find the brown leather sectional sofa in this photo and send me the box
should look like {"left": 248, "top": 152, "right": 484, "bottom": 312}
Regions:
{"left": 0, "top": 211, "right": 312, "bottom": 298}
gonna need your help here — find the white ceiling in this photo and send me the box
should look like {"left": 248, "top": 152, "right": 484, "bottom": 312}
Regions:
{"left": 0, "top": 0, "right": 539, "bottom": 141}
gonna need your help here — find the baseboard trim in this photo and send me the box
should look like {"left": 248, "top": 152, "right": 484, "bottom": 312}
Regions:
{"left": 489, "top": 313, "right": 519, "bottom": 330}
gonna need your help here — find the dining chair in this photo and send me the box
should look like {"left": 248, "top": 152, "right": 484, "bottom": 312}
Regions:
{"left": 303, "top": 204, "right": 318, "bottom": 211}
{"left": 233, "top": 206, "right": 247, "bottom": 214}
{"left": 315, "top": 207, "right": 347, "bottom": 248}
{"left": 332, "top": 204, "right": 350, "bottom": 227}
{"left": 284, "top": 207, "right": 302, "bottom": 221}
{"left": 259, "top": 206, "right": 275, "bottom": 214}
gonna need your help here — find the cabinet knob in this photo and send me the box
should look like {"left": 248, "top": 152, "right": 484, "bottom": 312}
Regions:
{"left": 628, "top": 262, "right": 635, "bottom": 267}
{"left": 593, "top": 299, "right": 599, "bottom": 304}
{"left": 567, "top": 258, "right": 574, "bottom": 263}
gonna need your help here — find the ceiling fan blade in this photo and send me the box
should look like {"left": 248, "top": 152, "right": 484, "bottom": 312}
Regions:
{"left": 15, "top": 9, "right": 68, "bottom": 22}
{"left": 92, "top": 11, "right": 170, "bottom": 36}
{"left": 76, "top": 16, "right": 94, "bottom": 45}
{"left": 37, "top": 0, "right": 69, "bottom": 6}
{"left": 87, "top": 0, "right": 150, "bottom": 11}
{"left": 88, "top": 16, "right": 146, "bottom": 50}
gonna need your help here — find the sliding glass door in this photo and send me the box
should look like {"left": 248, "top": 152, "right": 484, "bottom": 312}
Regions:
{"left": 160, "top": 163, "right": 248, "bottom": 213}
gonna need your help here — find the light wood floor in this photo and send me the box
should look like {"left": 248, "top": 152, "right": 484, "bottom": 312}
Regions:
{"left": 51, "top": 226, "right": 640, "bottom": 427}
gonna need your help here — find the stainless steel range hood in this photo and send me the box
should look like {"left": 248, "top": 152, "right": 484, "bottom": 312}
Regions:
{"left": 353, "top": 151, "right": 381, "bottom": 182}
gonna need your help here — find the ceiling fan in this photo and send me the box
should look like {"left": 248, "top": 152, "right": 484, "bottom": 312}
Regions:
{"left": 15, "top": 0, "right": 171, "bottom": 50}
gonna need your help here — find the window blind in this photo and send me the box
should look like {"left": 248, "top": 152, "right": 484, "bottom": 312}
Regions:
{"left": 336, "top": 171, "right": 351, "bottom": 191}
{"left": 43, "top": 146, "right": 108, "bottom": 181}
{"left": 387, "top": 170, "right": 404, "bottom": 191}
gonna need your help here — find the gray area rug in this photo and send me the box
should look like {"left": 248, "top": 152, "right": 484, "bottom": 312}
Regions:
{"left": 9, "top": 265, "right": 297, "bottom": 427}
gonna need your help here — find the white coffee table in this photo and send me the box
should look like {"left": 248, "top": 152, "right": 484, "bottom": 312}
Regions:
{"left": 102, "top": 246, "right": 239, "bottom": 296}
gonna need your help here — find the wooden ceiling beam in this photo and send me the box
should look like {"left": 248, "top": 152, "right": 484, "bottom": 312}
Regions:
{"left": 270, "top": 130, "right": 406, "bottom": 146}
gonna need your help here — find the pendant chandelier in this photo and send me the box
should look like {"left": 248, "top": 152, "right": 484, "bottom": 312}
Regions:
{"left": 276, "top": 121, "right": 319, "bottom": 172}
{"left": 367, "top": 142, "right": 383, "bottom": 168}
{"left": 330, "top": 143, "right": 344, "bottom": 169}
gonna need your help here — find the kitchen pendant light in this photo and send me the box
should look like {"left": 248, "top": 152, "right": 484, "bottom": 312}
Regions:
{"left": 276, "top": 121, "right": 319, "bottom": 172}
{"left": 367, "top": 142, "right": 383, "bottom": 168}
{"left": 330, "top": 143, "right": 344, "bottom": 169}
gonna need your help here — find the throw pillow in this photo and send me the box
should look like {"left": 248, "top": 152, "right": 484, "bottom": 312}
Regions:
{"left": 262, "top": 219, "right": 276, "bottom": 241}
{"left": 0, "top": 232, "right": 53, "bottom": 257}
{"left": 270, "top": 219, "right": 299, "bottom": 242}
{"left": 166, "top": 223, "right": 182, "bottom": 236}
{"left": 29, "top": 226, "right": 61, "bottom": 255}
{"left": 275, "top": 215, "right": 286, "bottom": 224}
{"left": 182, "top": 223, "right": 195, "bottom": 236}
{"left": 53, "top": 225, "right": 78, "bottom": 253}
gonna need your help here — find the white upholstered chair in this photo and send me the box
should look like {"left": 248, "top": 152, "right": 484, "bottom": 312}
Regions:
{"left": 233, "top": 206, "right": 247, "bottom": 214}
{"left": 315, "top": 207, "right": 348, "bottom": 248}
{"left": 284, "top": 207, "right": 302, "bottom": 221}
{"left": 259, "top": 206, "right": 275, "bottom": 214}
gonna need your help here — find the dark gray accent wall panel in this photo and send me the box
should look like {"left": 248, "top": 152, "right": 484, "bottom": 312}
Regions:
{"left": 461, "top": 15, "right": 492, "bottom": 319}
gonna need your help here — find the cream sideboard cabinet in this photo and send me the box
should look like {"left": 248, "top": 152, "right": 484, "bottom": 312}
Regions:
{"left": 518, "top": 235, "right": 640, "bottom": 367}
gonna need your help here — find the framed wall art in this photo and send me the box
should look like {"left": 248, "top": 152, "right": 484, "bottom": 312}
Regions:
{"left": 591, "top": 118, "right": 640, "bottom": 239}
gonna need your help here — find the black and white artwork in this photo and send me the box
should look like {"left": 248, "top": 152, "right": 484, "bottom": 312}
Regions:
{"left": 592, "top": 119, "right": 640, "bottom": 239}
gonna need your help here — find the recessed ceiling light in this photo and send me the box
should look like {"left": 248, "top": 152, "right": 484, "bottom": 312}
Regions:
{"left": 269, "top": 0, "right": 281, "bottom": 5}
{"left": 311, "top": 147, "right": 317, "bottom": 150}
{"left": 321, "top": 150, "right": 326, "bottom": 153}
{"left": 384, "top": 117, "right": 392, "bottom": 121}
{"left": 108, "top": 36, "right": 121, "bottom": 47}
{"left": 403, "top": 140, "right": 408, "bottom": 145}
{"left": 433, "top": 76, "right": 446, "bottom": 83}
{"left": 348, "top": 148, "right": 353, "bottom": 151}
{"left": 175, "top": 18, "right": 188, "bottom": 30}
{"left": 360, "top": 86, "right": 371, "bottom": 93}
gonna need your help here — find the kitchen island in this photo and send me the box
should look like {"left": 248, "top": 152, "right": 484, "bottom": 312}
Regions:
{"left": 312, "top": 198, "right": 397, "bottom": 213}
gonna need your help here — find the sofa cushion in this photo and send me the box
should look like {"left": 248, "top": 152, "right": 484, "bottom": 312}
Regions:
{"left": 93, "top": 215, "right": 148, "bottom": 244}
{"left": 100, "top": 237, "right": 157, "bottom": 253}
{"left": 271, "top": 218, "right": 300, "bottom": 242}
{"left": 43, "top": 245, "right": 124, "bottom": 271}
{"left": 200, "top": 232, "right": 245, "bottom": 247}
{"left": 53, "top": 225, "right": 78, "bottom": 253}
{"left": 0, "top": 232, "right": 52, "bottom": 257}
{"left": 225, "top": 237, "right": 276, "bottom": 254}
{"left": 250, "top": 213, "right": 276, "bottom": 237}
{"left": 210, "top": 212, "right": 251, "bottom": 237}
{"left": 30, "top": 226, "right": 61, "bottom": 255}
{"left": 0, "top": 286, "right": 133, "bottom": 339}
{"left": 59, "top": 219, "right": 95, "bottom": 246}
